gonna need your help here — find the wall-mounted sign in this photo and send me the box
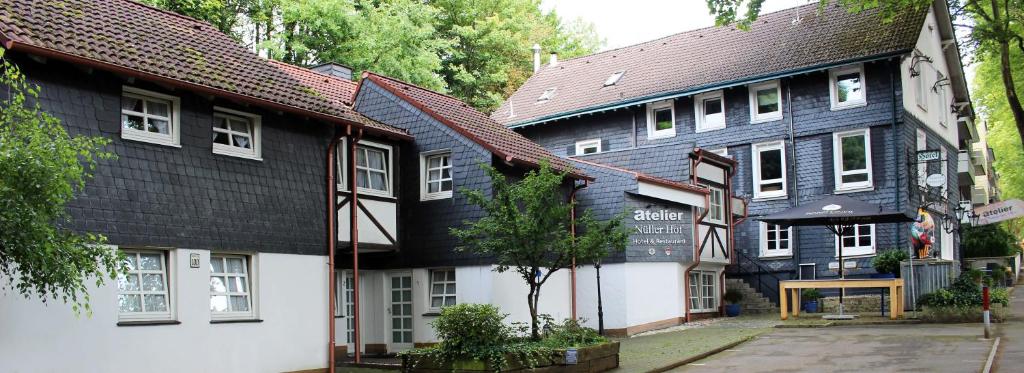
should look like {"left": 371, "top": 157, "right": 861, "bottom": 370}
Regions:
{"left": 632, "top": 208, "right": 687, "bottom": 247}
{"left": 189, "top": 253, "right": 201, "bottom": 269}
{"left": 975, "top": 199, "right": 1024, "bottom": 226}
{"left": 925, "top": 174, "right": 945, "bottom": 188}
{"left": 828, "top": 261, "right": 857, "bottom": 270}
{"left": 916, "top": 149, "right": 941, "bottom": 162}
{"left": 565, "top": 348, "right": 578, "bottom": 365}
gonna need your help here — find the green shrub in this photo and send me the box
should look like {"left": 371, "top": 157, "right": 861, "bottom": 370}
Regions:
{"left": 539, "top": 318, "right": 606, "bottom": 348}
{"left": 962, "top": 224, "right": 1020, "bottom": 258}
{"left": 920, "top": 305, "right": 1006, "bottom": 323}
{"left": 871, "top": 248, "right": 909, "bottom": 275}
{"left": 918, "top": 272, "right": 1010, "bottom": 309}
{"left": 723, "top": 288, "right": 743, "bottom": 304}
{"left": 802, "top": 288, "right": 822, "bottom": 300}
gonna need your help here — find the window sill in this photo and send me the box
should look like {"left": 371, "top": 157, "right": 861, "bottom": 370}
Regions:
{"left": 752, "top": 195, "right": 788, "bottom": 202}
{"left": 834, "top": 253, "right": 876, "bottom": 260}
{"left": 758, "top": 255, "right": 792, "bottom": 260}
{"left": 210, "top": 319, "right": 264, "bottom": 324}
{"left": 422, "top": 312, "right": 442, "bottom": 317}
{"left": 213, "top": 147, "right": 262, "bottom": 161}
{"left": 117, "top": 320, "right": 181, "bottom": 327}
{"left": 834, "top": 186, "right": 874, "bottom": 194}
{"left": 421, "top": 192, "right": 453, "bottom": 202}
{"left": 121, "top": 133, "right": 181, "bottom": 148}
{"left": 647, "top": 132, "right": 677, "bottom": 140}
{"left": 750, "top": 115, "right": 783, "bottom": 124}
{"left": 830, "top": 101, "right": 867, "bottom": 111}
{"left": 695, "top": 126, "right": 726, "bottom": 133}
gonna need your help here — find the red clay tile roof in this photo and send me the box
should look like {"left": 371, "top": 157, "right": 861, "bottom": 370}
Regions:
{"left": 362, "top": 72, "right": 587, "bottom": 179}
{"left": 0, "top": 0, "right": 409, "bottom": 139}
{"left": 493, "top": 1, "right": 927, "bottom": 127}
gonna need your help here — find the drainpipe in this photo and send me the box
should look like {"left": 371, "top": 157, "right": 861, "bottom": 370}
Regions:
{"left": 631, "top": 107, "right": 638, "bottom": 149}
{"left": 569, "top": 180, "right": 589, "bottom": 320}
{"left": 349, "top": 128, "right": 364, "bottom": 363}
{"left": 786, "top": 78, "right": 801, "bottom": 276}
{"left": 684, "top": 152, "right": 710, "bottom": 322}
{"left": 327, "top": 129, "right": 344, "bottom": 373}
{"left": 891, "top": 63, "right": 901, "bottom": 233}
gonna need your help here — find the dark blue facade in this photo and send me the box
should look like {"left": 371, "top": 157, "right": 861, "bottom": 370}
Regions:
{"left": 516, "top": 59, "right": 962, "bottom": 283}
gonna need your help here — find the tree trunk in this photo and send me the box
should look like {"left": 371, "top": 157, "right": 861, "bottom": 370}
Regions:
{"left": 527, "top": 282, "right": 540, "bottom": 340}
{"left": 998, "top": 40, "right": 1024, "bottom": 146}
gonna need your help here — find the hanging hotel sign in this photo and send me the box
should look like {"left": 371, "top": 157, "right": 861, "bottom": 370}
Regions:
{"left": 916, "top": 149, "right": 942, "bottom": 162}
{"left": 975, "top": 199, "right": 1024, "bottom": 226}
{"left": 925, "top": 174, "right": 945, "bottom": 188}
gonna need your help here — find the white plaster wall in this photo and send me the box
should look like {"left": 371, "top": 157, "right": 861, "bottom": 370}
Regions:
{"left": 623, "top": 262, "right": 687, "bottom": 326}
{"left": 576, "top": 264, "right": 627, "bottom": 330}
{"left": 338, "top": 199, "right": 398, "bottom": 247}
{"left": 901, "top": 5, "right": 960, "bottom": 147}
{"left": 0, "top": 250, "right": 328, "bottom": 373}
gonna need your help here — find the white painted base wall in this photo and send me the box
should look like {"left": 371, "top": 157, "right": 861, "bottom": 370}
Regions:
{"left": 0, "top": 250, "right": 328, "bottom": 373}
{"left": 576, "top": 262, "right": 693, "bottom": 331}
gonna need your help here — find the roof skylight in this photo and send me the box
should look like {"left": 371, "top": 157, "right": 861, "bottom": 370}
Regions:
{"left": 604, "top": 71, "right": 626, "bottom": 86}
{"left": 537, "top": 87, "right": 557, "bottom": 102}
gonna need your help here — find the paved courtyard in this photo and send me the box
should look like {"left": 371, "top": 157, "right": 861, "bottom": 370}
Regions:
{"left": 671, "top": 324, "right": 995, "bottom": 372}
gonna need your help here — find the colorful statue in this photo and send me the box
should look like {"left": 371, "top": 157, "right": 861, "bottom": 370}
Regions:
{"left": 910, "top": 208, "right": 935, "bottom": 259}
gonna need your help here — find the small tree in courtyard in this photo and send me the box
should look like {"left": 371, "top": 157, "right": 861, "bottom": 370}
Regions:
{"left": 451, "top": 162, "right": 629, "bottom": 340}
{"left": 0, "top": 48, "right": 122, "bottom": 314}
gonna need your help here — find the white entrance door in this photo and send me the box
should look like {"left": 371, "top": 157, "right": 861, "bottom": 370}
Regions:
{"left": 388, "top": 272, "right": 414, "bottom": 351}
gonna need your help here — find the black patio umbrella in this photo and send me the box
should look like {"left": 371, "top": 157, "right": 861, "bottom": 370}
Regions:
{"left": 758, "top": 195, "right": 915, "bottom": 317}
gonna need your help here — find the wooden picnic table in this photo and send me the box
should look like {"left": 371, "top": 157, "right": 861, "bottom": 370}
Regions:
{"left": 779, "top": 278, "right": 905, "bottom": 320}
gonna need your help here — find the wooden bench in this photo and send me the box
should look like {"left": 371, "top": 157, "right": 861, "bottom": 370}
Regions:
{"left": 779, "top": 279, "right": 905, "bottom": 320}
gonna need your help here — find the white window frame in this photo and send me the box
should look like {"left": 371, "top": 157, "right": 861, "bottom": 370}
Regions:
{"left": 209, "top": 253, "right": 258, "bottom": 321}
{"left": 751, "top": 141, "right": 788, "bottom": 200}
{"left": 829, "top": 65, "right": 867, "bottom": 110}
{"left": 604, "top": 71, "right": 625, "bottom": 87}
{"left": 705, "top": 186, "right": 725, "bottom": 225}
{"left": 835, "top": 224, "right": 876, "bottom": 257}
{"left": 420, "top": 150, "right": 453, "bottom": 201}
{"left": 833, "top": 128, "right": 874, "bottom": 192}
{"left": 914, "top": 64, "right": 929, "bottom": 111}
{"left": 646, "top": 100, "right": 676, "bottom": 139}
{"left": 688, "top": 270, "right": 718, "bottom": 313}
{"left": 337, "top": 140, "right": 395, "bottom": 198}
{"left": 575, "top": 139, "right": 602, "bottom": 155}
{"left": 936, "top": 72, "right": 948, "bottom": 127}
{"left": 121, "top": 86, "right": 181, "bottom": 147}
{"left": 212, "top": 107, "right": 262, "bottom": 160}
{"left": 117, "top": 249, "right": 175, "bottom": 322}
{"left": 335, "top": 270, "right": 356, "bottom": 343}
{"left": 760, "top": 222, "right": 793, "bottom": 258}
{"left": 694, "top": 90, "right": 726, "bottom": 132}
{"left": 427, "top": 268, "right": 457, "bottom": 312}
{"left": 748, "top": 80, "right": 783, "bottom": 123}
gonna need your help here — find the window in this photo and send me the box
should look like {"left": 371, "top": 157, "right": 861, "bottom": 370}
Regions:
{"left": 338, "top": 141, "right": 393, "bottom": 197}
{"left": 836, "top": 224, "right": 875, "bottom": 257}
{"left": 749, "top": 81, "right": 782, "bottom": 123}
{"left": 914, "top": 65, "right": 929, "bottom": 111}
{"left": 210, "top": 255, "right": 255, "bottom": 320}
{"left": 829, "top": 65, "right": 866, "bottom": 110}
{"left": 752, "top": 141, "right": 787, "bottom": 199}
{"left": 213, "top": 107, "right": 261, "bottom": 160}
{"left": 704, "top": 186, "right": 725, "bottom": 225}
{"left": 121, "top": 87, "right": 180, "bottom": 146}
{"left": 429, "top": 269, "right": 457, "bottom": 311}
{"left": 117, "top": 250, "right": 173, "bottom": 321}
{"left": 646, "top": 100, "right": 676, "bottom": 139}
{"left": 760, "top": 223, "right": 792, "bottom": 257}
{"left": 695, "top": 91, "right": 725, "bottom": 132}
{"left": 936, "top": 72, "right": 948, "bottom": 127}
{"left": 575, "top": 139, "right": 601, "bottom": 155}
{"left": 688, "top": 271, "right": 717, "bottom": 313}
{"left": 421, "top": 151, "right": 453, "bottom": 200}
{"left": 833, "top": 129, "right": 873, "bottom": 191}
{"left": 604, "top": 71, "right": 626, "bottom": 86}
{"left": 335, "top": 271, "right": 356, "bottom": 343}
{"left": 538, "top": 87, "right": 556, "bottom": 102}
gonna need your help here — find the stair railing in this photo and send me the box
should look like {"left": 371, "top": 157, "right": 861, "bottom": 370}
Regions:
{"left": 727, "top": 249, "right": 789, "bottom": 306}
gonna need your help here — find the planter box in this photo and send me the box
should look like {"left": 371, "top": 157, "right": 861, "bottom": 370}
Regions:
{"left": 402, "top": 342, "right": 619, "bottom": 373}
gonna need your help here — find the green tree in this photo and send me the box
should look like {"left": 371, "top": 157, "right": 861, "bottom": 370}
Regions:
{"left": 706, "top": 0, "right": 1024, "bottom": 146}
{"left": 961, "top": 224, "right": 1020, "bottom": 257}
{"left": 0, "top": 49, "right": 122, "bottom": 313}
{"left": 450, "top": 163, "right": 628, "bottom": 340}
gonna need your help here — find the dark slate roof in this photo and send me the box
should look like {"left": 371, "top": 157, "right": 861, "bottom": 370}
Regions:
{"left": 493, "top": 1, "right": 927, "bottom": 127}
{"left": 572, "top": 158, "right": 708, "bottom": 195}
{"left": 362, "top": 72, "right": 586, "bottom": 179}
{"left": 0, "top": 0, "right": 409, "bottom": 139}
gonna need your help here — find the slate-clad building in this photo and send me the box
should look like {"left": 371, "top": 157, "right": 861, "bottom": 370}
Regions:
{"left": 498, "top": 0, "right": 977, "bottom": 309}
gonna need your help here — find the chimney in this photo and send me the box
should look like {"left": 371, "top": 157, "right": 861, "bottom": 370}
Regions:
{"left": 549, "top": 52, "right": 558, "bottom": 67}
{"left": 311, "top": 62, "right": 353, "bottom": 81}
{"left": 532, "top": 43, "right": 542, "bottom": 73}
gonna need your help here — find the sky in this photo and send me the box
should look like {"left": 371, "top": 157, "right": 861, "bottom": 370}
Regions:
{"left": 542, "top": 0, "right": 812, "bottom": 51}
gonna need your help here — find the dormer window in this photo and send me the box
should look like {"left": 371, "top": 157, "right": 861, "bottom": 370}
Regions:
{"left": 537, "top": 87, "right": 556, "bottom": 102}
{"left": 604, "top": 71, "right": 625, "bottom": 86}
{"left": 695, "top": 90, "right": 725, "bottom": 132}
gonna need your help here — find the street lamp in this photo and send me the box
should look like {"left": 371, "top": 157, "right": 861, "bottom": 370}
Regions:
{"left": 594, "top": 258, "right": 604, "bottom": 336}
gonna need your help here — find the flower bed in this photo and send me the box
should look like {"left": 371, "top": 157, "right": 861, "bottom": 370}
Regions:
{"left": 402, "top": 341, "right": 619, "bottom": 373}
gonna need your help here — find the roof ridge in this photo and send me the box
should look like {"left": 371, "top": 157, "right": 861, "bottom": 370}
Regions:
{"left": 361, "top": 71, "right": 468, "bottom": 105}
{"left": 555, "top": 1, "right": 823, "bottom": 66}
{"left": 122, "top": 0, "right": 218, "bottom": 29}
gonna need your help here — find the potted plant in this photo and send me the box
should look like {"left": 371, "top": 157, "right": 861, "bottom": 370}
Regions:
{"left": 723, "top": 288, "right": 743, "bottom": 317}
{"left": 871, "top": 249, "right": 909, "bottom": 278}
{"left": 802, "top": 288, "right": 822, "bottom": 313}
